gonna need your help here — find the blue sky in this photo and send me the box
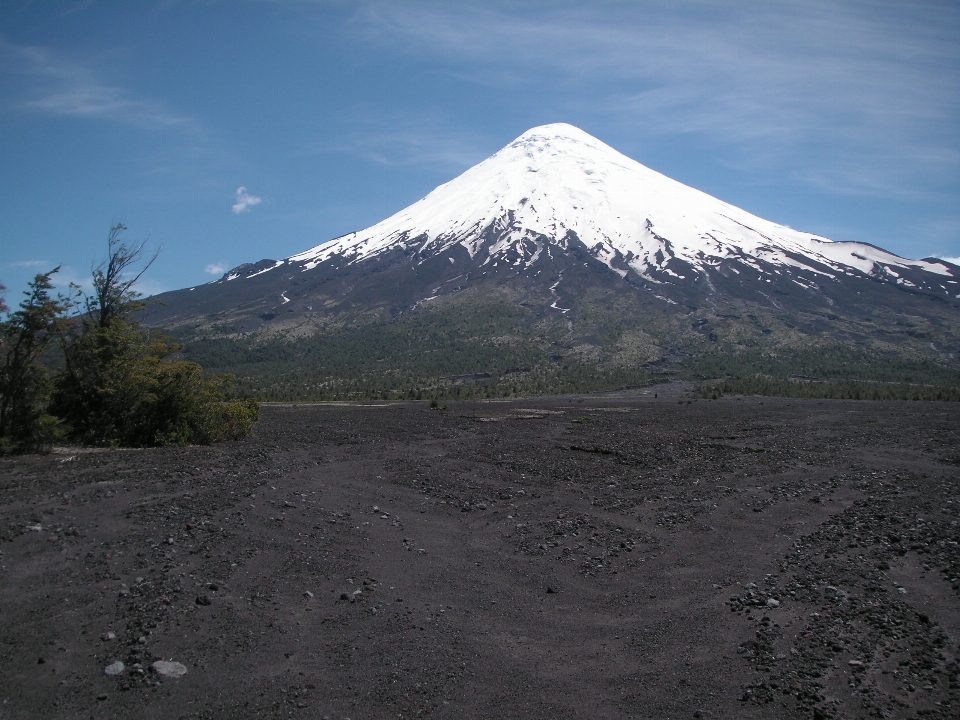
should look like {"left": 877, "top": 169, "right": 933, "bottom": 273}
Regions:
{"left": 1, "top": 0, "right": 958, "bottom": 299}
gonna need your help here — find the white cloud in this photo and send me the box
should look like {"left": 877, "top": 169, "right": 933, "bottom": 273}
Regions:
{"left": 0, "top": 36, "right": 194, "bottom": 129}
{"left": 232, "top": 187, "right": 262, "bottom": 214}
{"left": 205, "top": 263, "right": 227, "bottom": 275}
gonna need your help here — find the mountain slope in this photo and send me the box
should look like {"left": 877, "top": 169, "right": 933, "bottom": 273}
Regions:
{"left": 144, "top": 124, "right": 960, "bottom": 399}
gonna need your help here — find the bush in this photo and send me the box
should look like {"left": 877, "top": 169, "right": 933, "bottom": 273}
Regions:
{"left": 148, "top": 363, "right": 260, "bottom": 445}
{"left": 51, "top": 224, "right": 259, "bottom": 447}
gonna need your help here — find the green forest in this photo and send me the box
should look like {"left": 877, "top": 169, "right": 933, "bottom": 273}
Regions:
{"left": 174, "top": 304, "right": 960, "bottom": 402}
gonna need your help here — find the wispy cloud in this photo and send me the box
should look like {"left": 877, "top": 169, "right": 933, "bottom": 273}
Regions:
{"left": 46, "top": 265, "right": 93, "bottom": 294}
{"left": 354, "top": 0, "right": 960, "bottom": 198}
{"left": 232, "top": 187, "right": 262, "bottom": 214}
{"left": 0, "top": 36, "right": 194, "bottom": 129}
{"left": 309, "top": 122, "right": 489, "bottom": 171}
{"left": 131, "top": 277, "right": 170, "bottom": 298}
{"left": 43, "top": 266, "right": 168, "bottom": 297}
{"left": 6, "top": 260, "right": 51, "bottom": 269}
{"left": 204, "top": 262, "right": 227, "bottom": 275}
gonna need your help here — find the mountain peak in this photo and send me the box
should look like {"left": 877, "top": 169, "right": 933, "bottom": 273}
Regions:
{"left": 508, "top": 122, "right": 609, "bottom": 147}
{"left": 284, "top": 123, "right": 951, "bottom": 286}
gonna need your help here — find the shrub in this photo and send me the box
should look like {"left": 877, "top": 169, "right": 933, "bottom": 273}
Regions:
{"left": 51, "top": 224, "right": 259, "bottom": 447}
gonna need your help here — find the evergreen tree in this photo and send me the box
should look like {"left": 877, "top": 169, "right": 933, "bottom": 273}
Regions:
{"left": 0, "top": 270, "right": 70, "bottom": 453}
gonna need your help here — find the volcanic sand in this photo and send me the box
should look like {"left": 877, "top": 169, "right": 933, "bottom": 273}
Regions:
{"left": 1, "top": 390, "right": 958, "bottom": 719}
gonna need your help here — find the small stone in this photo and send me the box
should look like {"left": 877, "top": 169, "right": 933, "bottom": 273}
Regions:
{"left": 195, "top": 595, "right": 212, "bottom": 606}
{"left": 137, "top": 636, "right": 147, "bottom": 644}
{"left": 766, "top": 598, "right": 780, "bottom": 608}
{"left": 96, "top": 694, "right": 108, "bottom": 701}
{"left": 151, "top": 660, "right": 187, "bottom": 679}
{"left": 304, "top": 590, "right": 314, "bottom": 599}
{"left": 135, "top": 577, "right": 144, "bottom": 584}
{"left": 104, "top": 661, "right": 125, "bottom": 676}
{"left": 848, "top": 660, "right": 863, "bottom": 667}
{"left": 165, "top": 537, "right": 174, "bottom": 545}
{"left": 27, "top": 524, "right": 43, "bottom": 532}
{"left": 546, "top": 586, "right": 557, "bottom": 594}
{"left": 102, "top": 631, "right": 116, "bottom": 641}
{"left": 340, "top": 592, "right": 350, "bottom": 601}
{"left": 208, "top": 583, "right": 219, "bottom": 591}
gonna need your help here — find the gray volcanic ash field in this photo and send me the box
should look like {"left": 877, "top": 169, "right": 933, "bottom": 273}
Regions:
{"left": 1, "top": 390, "right": 959, "bottom": 719}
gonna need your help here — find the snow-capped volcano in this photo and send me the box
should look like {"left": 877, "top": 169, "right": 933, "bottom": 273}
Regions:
{"left": 147, "top": 123, "right": 960, "bottom": 373}
{"left": 279, "top": 123, "right": 953, "bottom": 287}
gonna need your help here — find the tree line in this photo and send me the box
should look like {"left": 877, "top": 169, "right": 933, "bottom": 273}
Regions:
{"left": 0, "top": 224, "right": 259, "bottom": 455}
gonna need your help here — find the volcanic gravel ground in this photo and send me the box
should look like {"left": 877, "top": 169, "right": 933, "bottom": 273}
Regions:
{"left": 1, "top": 389, "right": 959, "bottom": 719}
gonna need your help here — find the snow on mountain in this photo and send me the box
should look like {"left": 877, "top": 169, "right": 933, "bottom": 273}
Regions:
{"left": 279, "top": 123, "right": 952, "bottom": 286}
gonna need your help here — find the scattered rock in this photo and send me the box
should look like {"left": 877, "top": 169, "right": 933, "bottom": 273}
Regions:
{"left": 195, "top": 595, "right": 212, "bottom": 606}
{"left": 102, "top": 631, "right": 116, "bottom": 641}
{"left": 304, "top": 590, "right": 314, "bottom": 598}
{"left": 765, "top": 598, "right": 780, "bottom": 608}
{"left": 151, "top": 660, "right": 187, "bottom": 679}
{"left": 104, "top": 661, "right": 125, "bottom": 676}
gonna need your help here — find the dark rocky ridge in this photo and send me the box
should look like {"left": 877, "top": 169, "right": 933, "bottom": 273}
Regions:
{"left": 145, "top": 226, "right": 960, "bottom": 356}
